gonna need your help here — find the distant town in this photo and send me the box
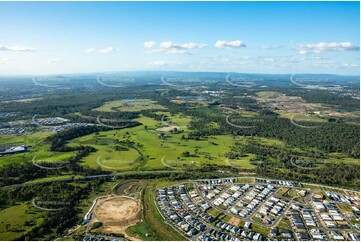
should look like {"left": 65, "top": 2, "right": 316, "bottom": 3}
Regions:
{"left": 0, "top": 114, "right": 96, "bottom": 135}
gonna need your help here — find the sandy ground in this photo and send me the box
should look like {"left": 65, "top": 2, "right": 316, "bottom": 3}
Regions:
{"left": 92, "top": 196, "right": 142, "bottom": 240}
{"left": 228, "top": 217, "right": 241, "bottom": 226}
{"left": 156, "top": 125, "right": 179, "bottom": 132}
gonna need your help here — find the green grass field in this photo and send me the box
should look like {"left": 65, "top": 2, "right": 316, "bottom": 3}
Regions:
{"left": 280, "top": 111, "right": 326, "bottom": 122}
{"left": 92, "top": 99, "right": 166, "bottom": 112}
{"left": 82, "top": 145, "right": 140, "bottom": 171}
{"left": 36, "top": 112, "right": 358, "bottom": 173}
{"left": 0, "top": 132, "right": 76, "bottom": 167}
{"left": 67, "top": 115, "right": 256, "bottom": 171}
{"left": 327, "top": 153, "right": 359, "bottom": 165}
{"left": 0, "top": 203, "right": 45, "bottom": 241}
{"left": 1, "top": 109, "right": 357, "bottom": 173}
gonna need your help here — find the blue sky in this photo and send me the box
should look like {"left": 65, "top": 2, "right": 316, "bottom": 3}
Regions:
{"left": 0, "top": 1, "right": 359, "bottom": 75}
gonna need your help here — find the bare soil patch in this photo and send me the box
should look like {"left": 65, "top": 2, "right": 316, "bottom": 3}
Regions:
{"left": 229, "top": 217, "right": 241, "bottom": 226}
{"left": 92, "top": 196, "right": 142, "bottom": 240}
{"left": 156, "top": 125, "right": 179, "bottom": 132}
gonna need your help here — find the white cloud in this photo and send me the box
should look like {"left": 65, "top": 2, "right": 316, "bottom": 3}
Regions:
{"left": 100, "top": 47, "right": 117, "bottom": 54}
{"left": 84, "top": 47, "right": 119, "bottom": 54}
{"left": 84, "top": 48, "right": 96, "bottom": 53}
{"left": 295, "top": 42, "right": 360, "bottom": 54}
{"left": 144, "top": 41, "right": 157, "bottom": 48}
{"left": 146, "top": 41, "right": 207, "bottom": 54}
{"left": 300, "top": 56, "right": 329, "bottom": 61}
{"left": 159, "top": 41, "right": 207, "bottom": 50}
{"left": 0, "top": 44, "right": 35, "bottom": 52}
{"left": 339, "top": 63, "right": 359, "bottom": 68}
{"left": 48, "top": 58, "right": 61, "bottom": 63}
{"left": 148, "top": 61, "right": 169, "bottom": 67}
{"left": 215, "top": 40, "right": 246, "bottom": 49}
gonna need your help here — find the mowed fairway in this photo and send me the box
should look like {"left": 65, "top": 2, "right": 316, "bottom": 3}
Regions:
{"left": 69, "top": 133, "right": 142, "bottom": 170}
{"left": 68, "top": 115, "right": 256, "bottom": 171}
{"left": 84, "top": 146, "right": 140, "bottom": 171}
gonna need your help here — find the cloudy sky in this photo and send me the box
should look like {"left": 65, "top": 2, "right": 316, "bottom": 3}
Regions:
{"left": 0, "top": 1, "right": 359, "bottom": 75}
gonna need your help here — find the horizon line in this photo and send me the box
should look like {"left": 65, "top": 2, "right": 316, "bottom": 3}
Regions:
{"left": 0, "top": 70, "right": 360, "bottom": 77}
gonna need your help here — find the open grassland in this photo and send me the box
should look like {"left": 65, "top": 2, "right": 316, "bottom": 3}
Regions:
{"left": 1, "top": 110, "right": 358, "bottom": 174}
{"left": 327, "top": 153, "right": 359, "bottom": 165}
{"left": 256, "top": 137, "right": 285, "bottom": 146}
{"left": 280, "top": 111, "right": 327, "bottom": 122}
{"left": 68, "top": 115, "right": 256, "bottom": 171}
{"left": 92, "top": 99, "right": 166, "bottom": 112}
{"left": 65, "top": 113, "right": 358, "bottom": 172}
{"left": 80, "top": 145, "right": 140, "bottom": 171}
{"left": 0, "top": 132, "right": 76, "bottom": 167}
{"left": 24, "top": 174, "right": 83, "bottom": 184}
{"left": 236, "top": 177, "right": 256, "bottom": 184}
{"left": 0, "top": 131, "right": 53, "bottom": 147}
{"left": 219, "top": 105, "right": 259, "bottom": 118}
{"left": 0, "top": 203, "right": 45, "bottom": 241}
{"left": 256, "top": 91, "right": 284, "bottom": 99}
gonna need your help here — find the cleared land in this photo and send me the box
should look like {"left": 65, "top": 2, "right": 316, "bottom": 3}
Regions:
{"left": 92, "top": 196, "right": 142, "bottom": 240}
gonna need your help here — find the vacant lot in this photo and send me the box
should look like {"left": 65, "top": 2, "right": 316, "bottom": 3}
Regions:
{"left": 92, "top": 196, "right": 141, "bottom": 239}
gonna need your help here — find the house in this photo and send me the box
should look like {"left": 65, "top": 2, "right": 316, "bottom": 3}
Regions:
{"left": 349, "top": 232, "right": 360, "bottom": 241}
{"left": 231, "top": 227, "right": 239, "bottom": 234}
{"left": 298, "top": 232, "right": 310, "bottom": 241}
{"left": 262, "top": 216, "right": 272, "bottom": 224}
{"left": 279, "top": 229, "right": 293, "bottom": 238}
{"left": 231, "top": 207, "right": 240, "bottom": 214}
{"left": 216, "top": 221, "right": 223, "bottom": 228}
{"left": 181, "top": 223, "right": 190, "bottom": 232}
{"left": 331, "top": 231, "right": 344, "bottom": 240}
{"left": 270, "top": 229, "right": 278, "bottom": 237}
{"left": 200, "top": 203, "right": 211, "bottom": 211}
{"left": 187, "top": 228, "right": 198, "bottom": 236}
{"left": 253, "top": 233, "right": 262, "bottom": 241}
{"left": 226, "top": 225, "right": 233, "bottom": 231}
{"left": 244, "top": 222, "right": 251, "bottom": 229}
{"left": 309, "top": 229, "right": 323, "bottom": 240}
